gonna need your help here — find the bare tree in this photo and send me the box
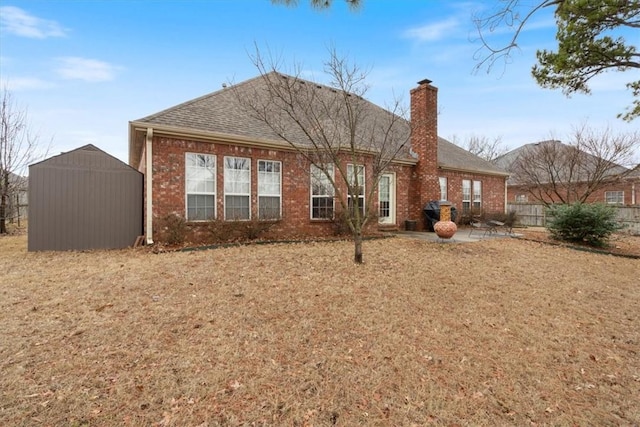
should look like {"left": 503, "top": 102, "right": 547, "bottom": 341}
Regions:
{"left": 0, "top": 89, "right": 47, "bottom": 234}
{"left": 509, "top": 126, "right": 639, "bottom": 206}
{"left": 452, "top": 134, "right": 508, "bottom": 162}
{"left": 235, "top": 48, "right": 410, "bottom": 263}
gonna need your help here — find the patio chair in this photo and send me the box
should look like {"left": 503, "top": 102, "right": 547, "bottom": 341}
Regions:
{"left": 469, "top": 218, "right": 497, "bottom": 237}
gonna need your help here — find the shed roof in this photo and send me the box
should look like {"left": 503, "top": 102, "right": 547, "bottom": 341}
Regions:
{"left": 31, "top": 144, "right": 138, "bottom": 172}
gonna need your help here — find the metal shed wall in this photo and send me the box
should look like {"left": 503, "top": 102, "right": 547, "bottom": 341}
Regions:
{"left": 28, "top": 145, "right": 143, "bottom": 251}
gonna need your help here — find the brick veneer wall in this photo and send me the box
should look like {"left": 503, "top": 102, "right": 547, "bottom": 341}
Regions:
{"left": 150, "top": 135, "right": 414, "bottom": 243}
{"left": 441, "top": 169, "right": 506, "bottom": 216}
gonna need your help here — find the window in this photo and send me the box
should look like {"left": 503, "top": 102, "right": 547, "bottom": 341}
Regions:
{"left": 258, "top": 160, "right": 281, "bottom": 220}
{"left": 347, "top": 164, "right": 365, "bottom": 217}
{"left": 462, "top": 180, "right": 471, "bottom": 212}
{"left": 515, "top": 194, "right": 528, "bottom": 203}
{"left": 224, "top": 156, "right": 250, "bottom": 220}
{"left": 379, "top": 175, "right": 390, "bottom": 218}
{"left": 185, "top": 153, "right": 215, "bottom": 221}
{"left": 310, "top": 164, "right": 334, "bottom": 219}
{"left": 473, "top": 180, "right": 482, "bottom": 209}
{"left": 439, "top": 177, "right": 448, "bottom": 201}
{"left": 605, "top": 191, "right": 624, "bottom": 205}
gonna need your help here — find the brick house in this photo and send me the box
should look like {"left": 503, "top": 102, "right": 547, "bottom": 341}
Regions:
{"left": 128, "top": 74, "right": 508, "bottom": 244}
{"left": 495, "top": 140, "right": 639, "bottom": 206}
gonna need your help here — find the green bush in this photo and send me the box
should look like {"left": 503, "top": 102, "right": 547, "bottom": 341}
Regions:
{"left": 546, "top": 203, "right": 622, "bottom": 247}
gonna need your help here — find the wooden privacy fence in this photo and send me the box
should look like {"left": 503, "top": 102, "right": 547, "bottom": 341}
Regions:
{"left": 507, "top": 203, "right": 640, "bottom": 235}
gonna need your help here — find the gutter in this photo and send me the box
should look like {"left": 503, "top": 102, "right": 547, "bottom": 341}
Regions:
{"left": 129, "top": 121, "right": 418, "bottom": 166}
{"left": 145, "top": 128, "right": 154, "bottom": 245}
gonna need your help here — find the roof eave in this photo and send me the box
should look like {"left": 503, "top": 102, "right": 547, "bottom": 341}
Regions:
{"left": 128, "top": 122, "right": 417, "bottom": 166}
{"left": 438, "top": 164, "right": 510, "bottom": 177}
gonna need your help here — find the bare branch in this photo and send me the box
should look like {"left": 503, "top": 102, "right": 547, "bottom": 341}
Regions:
{"left": 234, "top": 47, "right": 410, "bottom": 262}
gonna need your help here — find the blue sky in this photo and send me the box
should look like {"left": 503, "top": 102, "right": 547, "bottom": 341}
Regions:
{"left": 1, "top": 0, "right": 638, "bottom": 165}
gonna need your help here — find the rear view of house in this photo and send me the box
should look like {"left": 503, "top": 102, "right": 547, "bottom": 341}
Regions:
{"left": 129, "top": 74, "right": 508, "bottom": 244}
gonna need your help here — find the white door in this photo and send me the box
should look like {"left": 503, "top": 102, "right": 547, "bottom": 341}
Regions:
{"left": 378, "top": 173, "right": 396, "bottom": 225}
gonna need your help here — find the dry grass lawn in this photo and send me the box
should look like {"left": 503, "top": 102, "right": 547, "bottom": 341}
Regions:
{"left": 1, "top": 232, "right": 639, "bottom": 426}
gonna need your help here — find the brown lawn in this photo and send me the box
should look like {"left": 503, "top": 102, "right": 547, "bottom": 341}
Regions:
{"left": 1, "top": 233, "right": 639, "bottom": 426}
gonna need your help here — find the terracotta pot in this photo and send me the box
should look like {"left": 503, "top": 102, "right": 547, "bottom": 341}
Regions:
{"left": 434, "top": 220, "right": 457, "bottom": 239}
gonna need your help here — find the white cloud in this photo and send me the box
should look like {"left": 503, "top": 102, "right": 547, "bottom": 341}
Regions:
{"left": 55, "top": 57, "right": 123, "bottom": 82}
{"left": 403, "top": 18, "right": 460, "bottom": 42}
{"left": 3, "top": 77, "right": 55, "bottom": 91}
{"left": 0, "top": 6, "right": 68, "bottom": 39}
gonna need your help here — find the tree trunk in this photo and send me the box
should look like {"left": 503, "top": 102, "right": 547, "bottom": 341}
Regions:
{"left": 0, "top": 194, "right": 6, "bottom": 234}
{"left": 0, "top": 174, "right": 7, "bottom": 234}
{"left": 353, "top": 232, "right": 363, "bottom": 264}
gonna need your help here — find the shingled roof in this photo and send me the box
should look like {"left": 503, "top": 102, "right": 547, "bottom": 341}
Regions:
{"left": 130, "top": 72, "right": 508, "bottom": 176}
{"left": 437, "top": 137, "right": 508, "bottom": 176}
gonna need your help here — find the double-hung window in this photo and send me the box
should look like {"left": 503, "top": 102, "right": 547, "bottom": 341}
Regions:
{"left": 258, "top": 160, "right": 281, "bottom": 219}
{"left": 310, "top": 164, "right": 334, "bottom": 219}
{"left": 462, "top": 180, "right": 471, "bottom": 212}
{"left": 185, "top": 153, "right": 216, "bottom": 221}
{"left": 605, "top": 191, "right": 624, "bottom": 205}
{"left": 439, "top": 177, "right": 448, "bottom": 201}
{"left": 224, "top": 156, "right": 250, "bottom": 220}
{"left": 473, "top": 180, "right": 482, "bottom": 209}
{"left": 347, "top": 164, "right": 365, "bottom": 217}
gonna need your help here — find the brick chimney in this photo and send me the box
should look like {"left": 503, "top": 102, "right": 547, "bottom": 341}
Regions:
{"left": 409, "top": 78, "right": 440, "bottom": 228}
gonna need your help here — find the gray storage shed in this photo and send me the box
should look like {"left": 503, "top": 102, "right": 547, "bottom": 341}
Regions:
{"left": 28, "top": 144, "right": 143, "bottom": 251}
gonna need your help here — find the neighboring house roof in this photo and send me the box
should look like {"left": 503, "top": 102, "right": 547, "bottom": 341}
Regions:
{"left": 626, "top": 164, "right": 640, "bottom": 179}
{"left": 130, "top": 72, "right": 507, "bottom": 176}
{"left": 494, "top": 140, "right": 630, "bottom": 185}
{"left": 2, "top": 171, "right": 28, "bottom": 192}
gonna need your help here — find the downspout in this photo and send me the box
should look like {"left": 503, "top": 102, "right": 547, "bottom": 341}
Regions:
{"left": 145, "top": 128, "right": 154, "bottom": 245}
{"left": 504, "top": 179, "right": 508, "bottom": 213}
{"left": 632, "top": 181, "right": 636, "bottom": 205}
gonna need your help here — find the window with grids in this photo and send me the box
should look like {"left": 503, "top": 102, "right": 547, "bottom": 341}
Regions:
{"left": 224, "top": 156, "right": 250, "bottom": 220}
{"left": 347, "top": 164, "right": 365, "bottom": 217}
{"left": 185, "top": 153, "right": 216, "bottom": 221}
{"left": 515, "top": 194, "right": 528, "bottom": 203}
{"left": 473, "top": 180, "right": 482, "bottom": 209}
{"left": 379, "top": 176, "right": 390, "bottom": 218}
{"left": 258, "top": 160, "right": 281, "bottom": 220}
{"left": 462, "top": 180, "right": 471, "bottom": 212}
{"left": 439, "top": 177, "right": 448, "bottom": 201}
{"left": 310, "top": 164, "right": 334, "bottom": 219}
{"left": 605, "top": 191, "right": 624, "bottom": 205}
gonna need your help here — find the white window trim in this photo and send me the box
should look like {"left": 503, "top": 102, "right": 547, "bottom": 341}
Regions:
{"left": 224, "top": 156, "right": 251, "bottom": 220}
{"left": 605, "top": 191, "right": 624, "bottom": 205}
{"left": 347, "top": 163, "right": 366, "bottom": 215}
{"left": 257, "top": 159, "right": 282, "bottom": 220}
{"left": 185, "top": 152, "right": 216, "bottom": 222}
{"left": 439, "top": 177, "right": 448, "bottom": 201}
{"left": 462, "top": 179, "right": 471, "bottom": 211}
{"left": 473, "top": 180, "right": 482, "bottom": 209}
{"left": 310, "top": 164, "right": 335, "bottom": 220}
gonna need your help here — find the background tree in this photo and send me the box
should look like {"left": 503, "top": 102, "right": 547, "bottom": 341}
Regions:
{"left": 272, "top": 0, "right": 360, "bottom": 10}
{"left": 507, "top": 125, "right": 639, "bottom": 206}
{"left": 273, "top": 1, "right": 639, "bottom": 120}
{"left": 451, "top": 134, "right": 508, "bottom": 162}
{"left": 236, "top": 48, "right": 410, "bottom": 264}
{"left": 474, "top": 0, "right": 640, "bottom": 121}
{"left": 0, "top": 89, "right": 45, "bottom": 234}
